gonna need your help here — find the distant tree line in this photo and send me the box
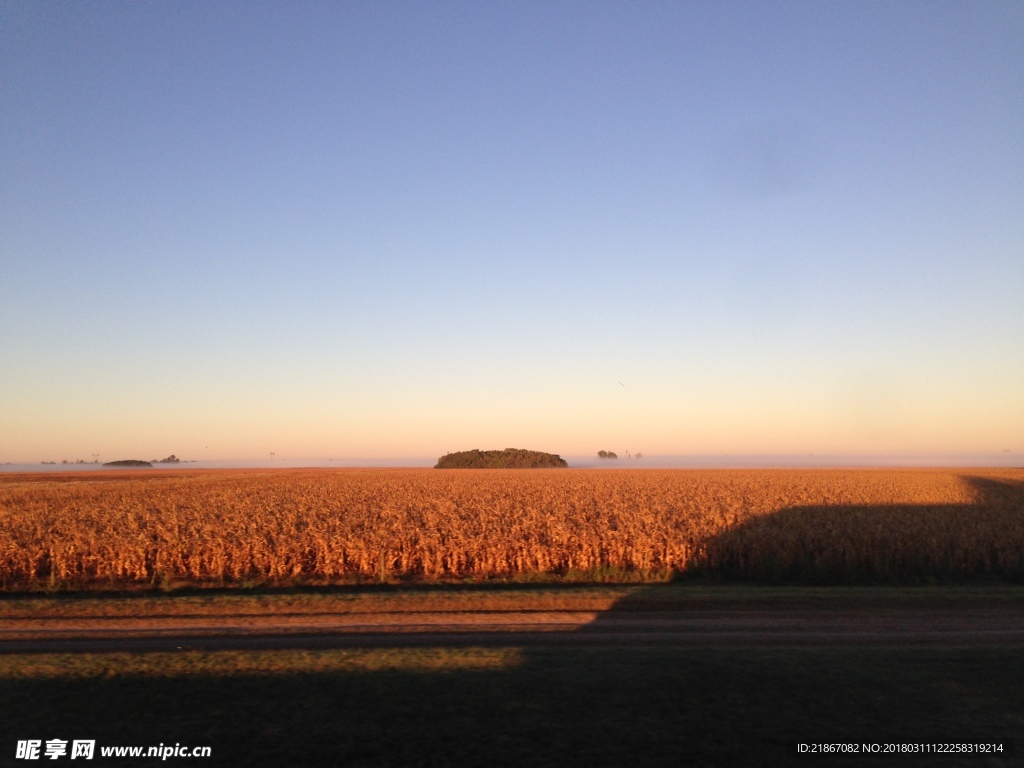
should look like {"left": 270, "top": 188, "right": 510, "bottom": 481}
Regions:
{"left": 597, "top": 450, "right": 618, "bottom": 459}
{"left": 435, "top": 449, "right": 568, "bottom": 469}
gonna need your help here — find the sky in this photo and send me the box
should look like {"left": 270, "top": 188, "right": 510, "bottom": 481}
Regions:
{"left": 1, "top": 1, "right": 1022, "bottom": 465}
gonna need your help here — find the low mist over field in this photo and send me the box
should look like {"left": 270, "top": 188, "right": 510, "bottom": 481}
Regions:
{"left": 4, "top": 453, "right": 1021, "bottom": 473}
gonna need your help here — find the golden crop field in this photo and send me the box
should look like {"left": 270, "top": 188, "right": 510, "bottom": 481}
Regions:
{"left": 1, "top": 468, "right": 1021, "bottom": 590}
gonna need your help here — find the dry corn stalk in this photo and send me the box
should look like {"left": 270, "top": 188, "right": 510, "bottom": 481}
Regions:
{"left": 0, "top": 468, "right": 1021, "bottom": 589}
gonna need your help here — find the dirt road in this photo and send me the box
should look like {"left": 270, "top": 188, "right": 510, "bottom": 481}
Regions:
{"left": 3, "top": 596, "right": 1021, "bottom": 653}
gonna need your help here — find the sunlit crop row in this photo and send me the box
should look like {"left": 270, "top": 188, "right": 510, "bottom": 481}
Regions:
{"left": 1, "top": 468, "right": 1021, "bottom": 589}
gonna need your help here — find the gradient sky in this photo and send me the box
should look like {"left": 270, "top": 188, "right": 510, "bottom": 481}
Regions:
{"left": 2, "top": 1, "right": 1022, "bottom": 463}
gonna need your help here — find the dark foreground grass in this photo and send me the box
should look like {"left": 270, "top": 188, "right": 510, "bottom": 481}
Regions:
{"left": 1, "top": 644, "right": 1020, "bottom": 767}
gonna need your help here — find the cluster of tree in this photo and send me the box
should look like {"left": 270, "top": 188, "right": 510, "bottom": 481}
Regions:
{"left": 152, "top": 455, "right": 181, "bottom": 463}
{"left": 597, "top": 450, "right": 618, "bottom": 459}
{"left": 435, "top": 449, "right": 568, "bottom": 469}
{"left": 102, "top": 460, "right": 153, "bottom": 468}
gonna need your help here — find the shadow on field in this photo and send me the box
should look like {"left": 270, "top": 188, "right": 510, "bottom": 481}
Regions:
{"left": 691, "top": 475, "right": 1024, "bottom": 584}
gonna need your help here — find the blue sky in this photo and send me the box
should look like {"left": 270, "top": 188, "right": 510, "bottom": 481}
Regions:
{"left": 2, "top": 1, "right": 1022, "bottom": 463}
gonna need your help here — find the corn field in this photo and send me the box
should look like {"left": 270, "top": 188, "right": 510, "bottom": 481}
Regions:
{"left": 1, "top": 468, "right": 1021, "bottom": 590}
